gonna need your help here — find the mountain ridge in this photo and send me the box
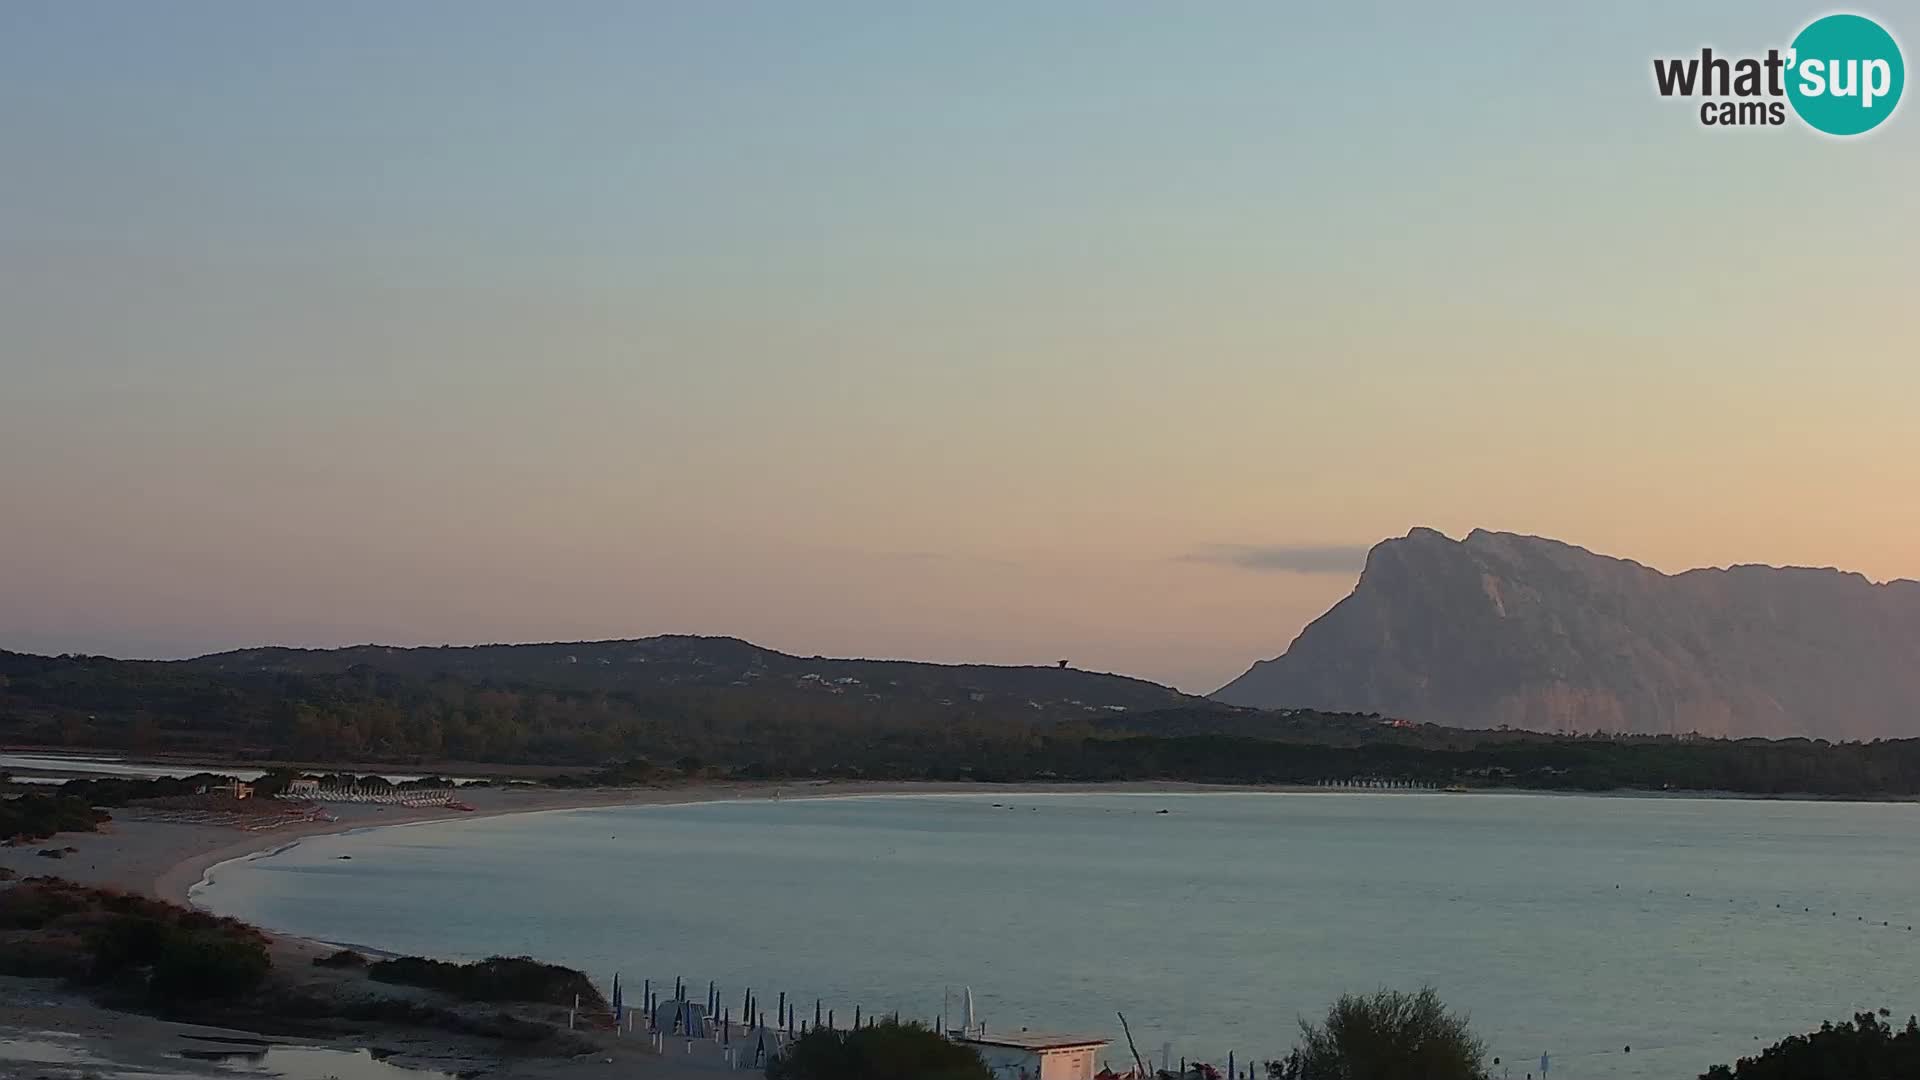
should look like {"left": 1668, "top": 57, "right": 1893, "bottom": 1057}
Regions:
{"left": 185, "top": 634, "right": 1197, "bottom": 713}
{"left": 1214, "top": 528, "right": 1920, "bottom": 738}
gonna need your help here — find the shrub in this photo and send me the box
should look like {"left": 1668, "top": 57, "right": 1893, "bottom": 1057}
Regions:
{"left": 0, "top": 881, "right": 90, "bottom": 929}
{"left": 767, "top": 1021, "right": 991, "bottom": 1080}
{"left": 85, "top": 915, "right": 174, "bottom": 980}
{"left": 369, "top": 955, "right": 606, "bottom": 1011}
{"left": 0, "top": 880, "right": 272, "bottom": 1000}
{"left": 0, "top": 937, "right": 92, "bottom": 980}
{"left": 1701, "top": 1011, "right": 1920, "bottom": 1079}
{"left": 314, "top": 948, "right": 368, "bottom": 968}
{"left": 149, "top": 930, "right": 271, "bottom": 999}
{"left": 1272, "top": 988, "right": 1489, "bottom": 1080}
{"left": 0, "top": 794, "right": 109, "bottom": 844}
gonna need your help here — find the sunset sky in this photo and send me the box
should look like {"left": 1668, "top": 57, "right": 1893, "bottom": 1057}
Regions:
{"left": 3, "top": 2, "right": 1915, "bottom": 691}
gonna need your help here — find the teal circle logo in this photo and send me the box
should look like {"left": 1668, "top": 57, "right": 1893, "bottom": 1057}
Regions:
{"left": 1786, "top": 14, "right": 1905, "bottom": 135}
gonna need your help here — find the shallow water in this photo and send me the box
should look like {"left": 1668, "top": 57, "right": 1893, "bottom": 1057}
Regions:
{"left": 197, "top": 791, "right": 1920, "bottom": 1078}
{"left": 0, "top": 1030, "right": 450, "bottom": 1080}
{"left": 0, "top": 752, "right": 476, "bottom": 786}
{"left": 182, "top": 1044, "right": 454, "bottom": 1080}
{"left": 0, "top": 1033, "right": 95, "bottom": 1064}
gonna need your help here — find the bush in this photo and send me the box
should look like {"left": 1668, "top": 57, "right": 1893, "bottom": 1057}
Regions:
{"left": 0, "top": 937, "right": 92, "bottom": 980}
{"left": 1272, "top": 988, "right": 1489, "bottom": 1080}
{"left": 149, "top": 931, "right": 271, "bottom": 999}
{"left": 0, "top": 794, "right": 109, "bottom": 844}
{"left": 0, "top": 880, "right": 271, "bottom": 1000}
{"left": 0, "top": 881, "right": 90, "bottom": 929}
{"left": 369, "top": 955, "right": 606, "bottom": 1010}
{"left": 767, "top": 1021, "right": 991, "bottom": 1080}
{"left": 313, "top": 948, "right": 368, "bottom": 968}
{"left": 86, "top": 915, "right": 174, "bottom": 980}
{"left": 1702, "top": 1011, "right": 1920, "bottom": 1079}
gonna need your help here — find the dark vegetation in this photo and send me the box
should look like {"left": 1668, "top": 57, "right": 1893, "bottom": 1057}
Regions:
{"left": 0, "top": 879, "right": 595, "bottom": 1053}
{"left": 0, "top": 774, "right": 252, "bottom": 844}
{"left": 1701, "top": 1010, "right": 1920, "bottom": 1079}
{"left": 9, "top": 644, "right": 1920, "bottom": 796}
{"left": 1, "top": 795, "right": 107, "bottom": 843}
{"left": 313, "top": 948, "right": 367, "bottom": 968}
{"left": 369, "top": 954, "right": 609, "bottom": 1013}
{"left": 1265, "top": 988, "right": 1488, "bottom": 1080}
{"left": 0, "top": 878, "right": 269, "bottom": 1000}
{"left": 767, "top": 1020, "right": 992, "bottom": 1080}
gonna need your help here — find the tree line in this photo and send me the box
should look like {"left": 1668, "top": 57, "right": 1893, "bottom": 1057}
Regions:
{"left": 8, "top": 651, "right": 1920, "bottom": 797}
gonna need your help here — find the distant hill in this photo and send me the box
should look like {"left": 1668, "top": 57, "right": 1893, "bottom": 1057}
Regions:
{"left": 187, "top": 635, "right": 1195, "bottom": 715}
{"left": 1, "top": 638, "right": 1197, "bottom": 767}
{"left": 1214, "top": 528, "right": 1920, "bottom": 739}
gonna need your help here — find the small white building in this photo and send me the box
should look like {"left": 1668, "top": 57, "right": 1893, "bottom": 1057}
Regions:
{"left": 960, "top": 1031, "right": 1110, "bottom": 1080}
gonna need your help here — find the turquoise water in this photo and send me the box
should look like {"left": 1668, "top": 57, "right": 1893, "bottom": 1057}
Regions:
{"left": 196, "top": 792, "right": 1920, "bottom": 1079}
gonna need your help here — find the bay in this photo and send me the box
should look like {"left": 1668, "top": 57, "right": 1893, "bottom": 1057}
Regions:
{"left": 196, "top": 791, "right": 1920, "bottom": 1079}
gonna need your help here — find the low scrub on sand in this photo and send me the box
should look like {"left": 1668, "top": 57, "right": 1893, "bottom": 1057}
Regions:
{"left": 768, "top": 1021, "right": 992, "bottom": 1080}
{"left": 313, "top": 948, "right": 368, "bottom": 968}
{"left": 0, "top": 879, "right": 270, "bottom": 1000}
{"left": 369, "top": 954, "right": 607, "bottom": 1012}
{"left": 0, "top": 795, "right": 109, "bottom": 844}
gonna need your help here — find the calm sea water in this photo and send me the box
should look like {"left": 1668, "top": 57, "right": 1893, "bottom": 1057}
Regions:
{"left": 196, "top": 792, "right": 1920, "bottom": 1079}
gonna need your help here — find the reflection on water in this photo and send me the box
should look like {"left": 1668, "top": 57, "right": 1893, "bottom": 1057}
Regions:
{"left": 0, "top": 1030, "right": 204, "bottom": 1079}
{"left": 0, "top": 1031, "right": 454, "bottom": 1080}
{"left": 0, "top": 752, "right": 478, "bottom": 786}
{"left": 181, "top": 1045, "right": 456, "bottom": 1080}
{"left": 201, "top": 791, "right": 1920, "bottom": 1080}
{"left": 0, "top": 1033, "right": 92, "bottom": 1062}
{"left": 0, "top": 753, "right": 270, "bottom": 782}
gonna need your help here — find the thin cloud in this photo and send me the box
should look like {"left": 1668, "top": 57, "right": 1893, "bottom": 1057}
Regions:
{"left": 1182, "top": 543, "right": 1370, "bottom": 574}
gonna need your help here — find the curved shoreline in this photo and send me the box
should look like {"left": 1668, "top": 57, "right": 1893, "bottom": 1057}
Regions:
{"left": 157, "top": 779, "right": 1287, "bottom": 910}
{"left": 166, "top": 778, "right": 1920, "bottom": 960}
{"left": 162, "top": 778, "right": 1920, "bottom": 913}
